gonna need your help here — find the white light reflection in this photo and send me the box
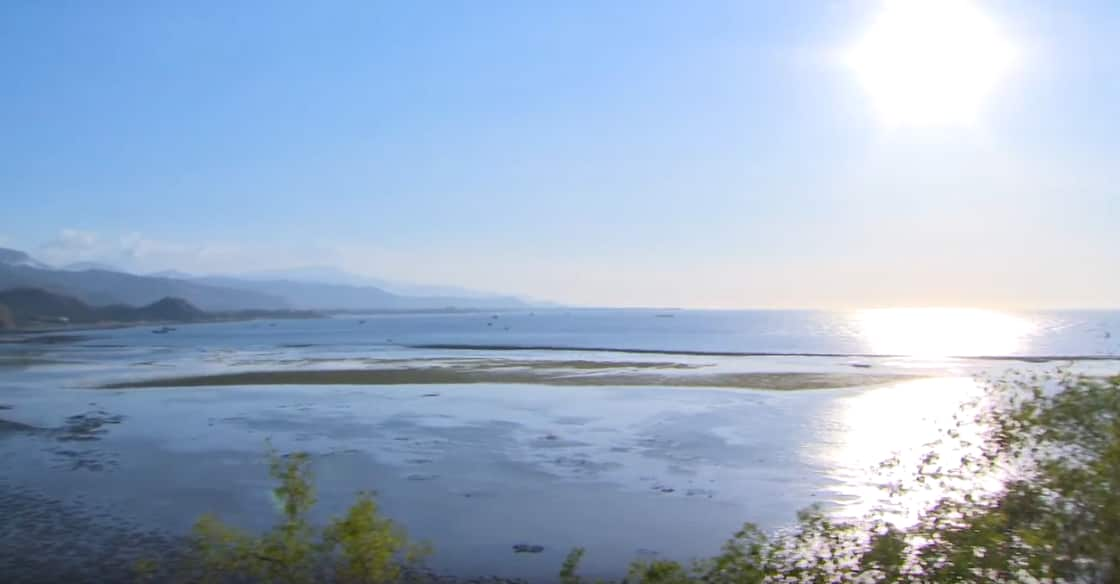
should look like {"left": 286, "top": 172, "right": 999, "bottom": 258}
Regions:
{"left": 856, "top": 308, "right": 1034, "bottom": 358}
{"left": 811, "top": 377, "right": 993, "bottom": 526}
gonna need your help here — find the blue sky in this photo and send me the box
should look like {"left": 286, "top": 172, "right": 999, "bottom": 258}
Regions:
{"left": 1, "top": 1, "right": 1117, "bottom": 308}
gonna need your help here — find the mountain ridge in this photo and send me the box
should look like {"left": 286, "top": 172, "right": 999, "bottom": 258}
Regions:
{"left": 0, "top": 247, "right": 533, "bottom": 311}
{"left": 0, "top": 287, "right": 316, "bottom": 327}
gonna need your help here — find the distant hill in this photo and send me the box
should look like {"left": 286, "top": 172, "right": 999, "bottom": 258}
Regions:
{"left": 64, "top": 261, "right": 124, "bottom": 272}
{"left": 147, "top": 269, "right": 195, "bottom": 279}
{"left": 0, "top": 288, "right": 314, "bottom": 327}
{"left": 0, "top": 248, "right": 50, "bottom": 269}
{"left": 192, "top": 276, "right": 528, "bottom": 311}
{"left": 98, "top": 296, "right": 208, "bottom": 323}
{"left": 0, "top": 247, "right": 534, "bottom": 312}
{"left": 0, "top": 248, "right": 288, "bottom": 311}
{"left": 234, "top": 266, "right": 525, "bottom": 300}
{"left": 0, "top": 288, "right": 99, "bottom": 323}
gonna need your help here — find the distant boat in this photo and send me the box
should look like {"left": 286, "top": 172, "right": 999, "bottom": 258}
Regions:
{"left": 849, "top": 362, "right": 872, "bottom": 369}
{"left": 152, "top": 326, "right": 176, "bottom": 334}
{"left": 655, "top": 313, "right": 675, "bottom": 318}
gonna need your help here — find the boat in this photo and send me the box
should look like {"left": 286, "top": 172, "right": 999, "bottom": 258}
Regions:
{"left": 152, "top": 326, "right": 176, "bottom": 334}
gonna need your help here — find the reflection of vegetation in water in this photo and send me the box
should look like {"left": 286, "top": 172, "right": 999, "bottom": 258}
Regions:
{"left": 160, "top": 373, "right": 1120, "bottom": 583}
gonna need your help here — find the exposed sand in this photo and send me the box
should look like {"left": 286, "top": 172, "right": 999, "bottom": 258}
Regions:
{"left": 100, "top": 362, "right": 920, "bottom": 391}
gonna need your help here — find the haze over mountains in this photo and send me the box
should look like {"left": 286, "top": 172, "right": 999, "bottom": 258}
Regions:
{"left": 0, "top": 247, "right": 530, "bottom": 312}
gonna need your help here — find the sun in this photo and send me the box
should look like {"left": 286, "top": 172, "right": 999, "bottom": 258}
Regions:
{"left": 846, "top": 0, "right": 1018, "bottom": 127}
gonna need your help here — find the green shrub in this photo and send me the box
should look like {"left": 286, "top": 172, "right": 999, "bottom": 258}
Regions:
{"left": 175, "top": 447, "right": 426, "bottom": 584}
{"left": 561, "top": 373, "right": 1120, "bottom": 583}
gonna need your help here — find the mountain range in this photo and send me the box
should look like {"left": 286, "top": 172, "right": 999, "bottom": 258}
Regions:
{"left": 0, "top": 247, "right": 530, "bottom": 312}
{"left": 0, "top": 287, "right": 207, "bottom": 325}
{"left": 0, "top": 287, "right": 320, "bottom": 329}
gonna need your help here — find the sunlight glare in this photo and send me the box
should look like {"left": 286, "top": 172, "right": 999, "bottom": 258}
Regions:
{"left": 856, "top": 307, "right": 1033, "bottom": 357}
{"left": 818, "top": 377, "right": 992, "bottom": 525}
{"left": 846, "top": 0, "right": 1018, "bottom": 127}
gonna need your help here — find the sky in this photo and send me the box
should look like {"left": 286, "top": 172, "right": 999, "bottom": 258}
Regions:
{"left": 1, "top": 0, "right": 1117, "bottom": 309}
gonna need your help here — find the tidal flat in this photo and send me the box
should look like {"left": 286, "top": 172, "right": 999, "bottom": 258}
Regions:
{"left": 2, "top": 313, "right": 1118, "bottom": 582}
{"left": 100, "top": 358, "right": 921, "bottom": 391}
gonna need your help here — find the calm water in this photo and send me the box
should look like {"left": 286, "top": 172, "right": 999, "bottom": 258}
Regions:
{"left": 44, "top": 307, "right": 1120, "bottom": 358}
{"left": 1, "top": 308, "right": 1118, "bottom": 581}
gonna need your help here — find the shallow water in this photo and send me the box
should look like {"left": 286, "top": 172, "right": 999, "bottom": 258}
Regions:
{"left": 1, "top": 309, "right": 1118, "bottom": 582}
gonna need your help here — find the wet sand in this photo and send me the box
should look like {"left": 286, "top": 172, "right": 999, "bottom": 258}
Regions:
{"left": 0, "top": 480, "right": 183, "bottom": 584}
{"left": 2, "top": 378, "right": 963, "bottom": 582}
{"left": 100, "top": 361, "right": 920, "bottom": 391}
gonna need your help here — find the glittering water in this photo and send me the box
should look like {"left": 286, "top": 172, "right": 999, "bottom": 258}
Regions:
{"left": 0, "top": 309, "right": 1117, "bottom": 581}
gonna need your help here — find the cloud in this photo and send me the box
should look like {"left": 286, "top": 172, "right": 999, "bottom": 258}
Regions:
{"left": 33, "top": 229, "right": 347, "bottom": 276}
{"left": 37, "top": 229, "right": 110, "bottom": 265}
{"left": 48, "top": 228, "right": 100, "bottom": 250}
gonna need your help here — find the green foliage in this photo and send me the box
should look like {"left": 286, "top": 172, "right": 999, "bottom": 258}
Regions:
{"left": 323, "top": 492, "right": 430, "bottom": 584}
{"left": 560, "top": 548, "right": 588, "bottom": 584}
{"left": 558, "top": 373, "right": 1120, "bottom": 583}
{"left": 177, "top": 446, "right": 424, "bottom": 584}
{"left": 132, "top": 557, "right": 160, "bottom": 583}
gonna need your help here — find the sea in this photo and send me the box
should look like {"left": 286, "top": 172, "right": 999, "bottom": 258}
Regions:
{"left": 0, "top": 308, "right": 1117, "bottom": 582}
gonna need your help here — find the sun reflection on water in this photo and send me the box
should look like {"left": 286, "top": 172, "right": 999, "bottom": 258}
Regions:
{"left": 813, "top": 377, "right": 989, "bottom": 526}
{"left": 855, "top": 308, "right": 1034, "bottom": 357}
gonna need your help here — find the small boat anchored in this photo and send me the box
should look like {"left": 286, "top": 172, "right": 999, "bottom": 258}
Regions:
{"left": 152, "top": 326, "right": 176, "bottom": 334}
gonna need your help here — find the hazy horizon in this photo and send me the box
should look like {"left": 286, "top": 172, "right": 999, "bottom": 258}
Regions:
{"left": 3, "top": 1, "right": 1117, "bottom": 310}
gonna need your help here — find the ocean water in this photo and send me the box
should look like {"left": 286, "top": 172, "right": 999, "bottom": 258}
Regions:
{"left": 42, "top": 307, "right": 1120, "bottom": 358}
{"left": 0, "top": 308, "right": 1118, "bottom": 582}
